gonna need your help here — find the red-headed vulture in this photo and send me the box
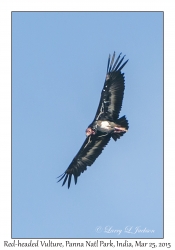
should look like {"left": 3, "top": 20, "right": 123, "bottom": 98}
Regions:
{"left": 58, "top": 52, "right": 129, "bottom": 188}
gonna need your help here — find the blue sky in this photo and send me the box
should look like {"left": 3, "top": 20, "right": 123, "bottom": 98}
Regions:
{"left": 12, "top": 12, "right": 163, "bottom": 238}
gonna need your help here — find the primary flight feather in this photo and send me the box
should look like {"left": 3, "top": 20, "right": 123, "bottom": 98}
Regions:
{"left": 58, "top": 51, "right": 129, "bottom": 188}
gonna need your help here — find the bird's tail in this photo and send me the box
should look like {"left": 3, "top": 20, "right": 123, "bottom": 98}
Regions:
{"left": 111, "top": 115, "right": 129, "bottom": 141}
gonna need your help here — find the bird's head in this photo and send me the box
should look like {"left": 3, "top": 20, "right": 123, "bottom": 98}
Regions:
{"left": 85, "top": 127, "right": 96, "bottom": 137}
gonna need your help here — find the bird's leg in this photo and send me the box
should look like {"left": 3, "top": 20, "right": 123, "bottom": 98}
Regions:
{"left": 114, "top": 126, "right": 127, "bottom": 133}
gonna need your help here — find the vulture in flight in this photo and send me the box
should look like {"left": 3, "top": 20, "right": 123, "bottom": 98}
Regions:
{"left": 58, "top": 52, "right": 129, "bottom": 188}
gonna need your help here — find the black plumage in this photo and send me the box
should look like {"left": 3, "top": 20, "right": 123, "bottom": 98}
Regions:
{"left": 57, "top": 52, "right": 129, "bottom": 188}
{"left": 58, "top": 133, "right": 111, "bottom": 188}
{"left": 93, "top": 52, "right": 128, "bottom": 122}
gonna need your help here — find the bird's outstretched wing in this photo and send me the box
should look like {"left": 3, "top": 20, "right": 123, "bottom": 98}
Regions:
{"left": 93, "top": 52, "right": 128, "bottom": 122}
{"left": 57, "top": 133, "right": 111, "bottom": 188}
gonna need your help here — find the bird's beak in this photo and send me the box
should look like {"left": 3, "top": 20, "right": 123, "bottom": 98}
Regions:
{"left": 86, "top": 132, "right": 90, "bottom": 137}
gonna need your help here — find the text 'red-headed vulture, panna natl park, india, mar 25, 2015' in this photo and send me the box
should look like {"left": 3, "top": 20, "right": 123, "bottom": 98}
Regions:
{"left": 57, "top": 51, "right": 129, "bottom": 188}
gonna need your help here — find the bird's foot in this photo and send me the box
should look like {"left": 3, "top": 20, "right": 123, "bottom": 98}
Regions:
{"left": 114, "top": 126, "right": 127, "bottom": 133}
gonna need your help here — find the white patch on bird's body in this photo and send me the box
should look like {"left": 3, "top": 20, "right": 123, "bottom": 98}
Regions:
{"left": 97, "top": 121, "right": 111, "bottom": 133}
{"left": 101, "top": 121, "right": 110, "bottom": 129}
